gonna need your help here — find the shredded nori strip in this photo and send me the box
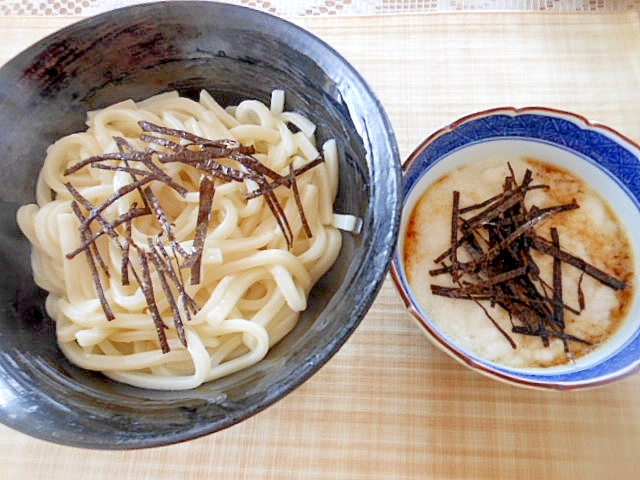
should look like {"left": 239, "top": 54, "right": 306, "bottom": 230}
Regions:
{"left": 147, "top": 239, "right": 187, "bottom": 348}
{"left": 530, "top": 235, "right": 626, "bottom": 290}
{"left": 62, "top": 120, "right": 324, "bottom": 352}
{"left": 154, "top": 238, "right": 200, "bottom": 318}
{"left": 69, "top": 201, "right": 114, "bottom": 321}
{"left": 244, "top": 155, "right": 325, "bottom": 239}
{"left": 429, "top": 164, "right": 627, "bottom": 355}
{"left": 65, "top": 206, "right": 150, "bottom": 261}
{"left": 182, "top": 175, "right": 215, "bottom": 285}
{"left": 138, "top": 248, "right": 170, "bottom": 353}
{"left": 121, "top": 205, "right": 134, "bottom": 286}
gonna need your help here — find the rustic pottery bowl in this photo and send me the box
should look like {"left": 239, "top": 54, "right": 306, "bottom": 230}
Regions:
{"left": 391, "top": 107, "right": 640, "bottom": 390}
{"left": 0, "top": 2, "right": 401, "bottom": 447}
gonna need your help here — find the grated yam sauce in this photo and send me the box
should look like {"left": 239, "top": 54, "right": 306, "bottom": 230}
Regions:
{"left": 404, "top": 157, "right": 634, "bottom": 368}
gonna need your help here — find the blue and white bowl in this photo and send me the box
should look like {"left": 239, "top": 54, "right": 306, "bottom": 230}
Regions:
{"left": 391, "top": 107, "right": 640, "bottom": 390}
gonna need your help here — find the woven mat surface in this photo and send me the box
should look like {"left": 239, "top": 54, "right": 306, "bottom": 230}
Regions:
{"left": 0, "top": 10, "right": 639, "bottom": 480}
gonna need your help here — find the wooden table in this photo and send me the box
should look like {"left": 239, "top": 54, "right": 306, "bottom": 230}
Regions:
{"left": 0, "top": 8, "right": 639, "bottom": 479}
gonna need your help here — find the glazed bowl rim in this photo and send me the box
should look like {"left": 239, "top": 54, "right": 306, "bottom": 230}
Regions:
{"left": 390, "top": 106, "right": 640, "bottom": 390}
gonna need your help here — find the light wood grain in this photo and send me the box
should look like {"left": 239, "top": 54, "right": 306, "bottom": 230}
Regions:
{"left": 0, "top": 11, "right": 638, "bottom": 479}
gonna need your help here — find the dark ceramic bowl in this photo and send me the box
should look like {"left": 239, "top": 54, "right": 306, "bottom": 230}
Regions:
{"left": 0, "top": 2, "right": 400, "bottom": 448}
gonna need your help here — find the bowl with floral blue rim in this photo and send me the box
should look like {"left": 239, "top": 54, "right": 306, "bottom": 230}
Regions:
{"left": 390, "top": 106, "right": 640, "bottom": 390}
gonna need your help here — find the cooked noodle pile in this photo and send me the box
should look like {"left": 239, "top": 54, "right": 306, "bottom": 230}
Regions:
{"left": 17, "top": 89, "right": 343, "bottom": 390}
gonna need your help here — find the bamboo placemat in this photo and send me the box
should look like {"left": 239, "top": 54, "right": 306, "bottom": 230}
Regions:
{"left": 0, "top": 10, "right": 639, "bottom": 480}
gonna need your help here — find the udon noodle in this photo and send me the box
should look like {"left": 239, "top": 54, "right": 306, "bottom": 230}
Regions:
{"left": 17, "top": 89, "right": 344, "bottom": 390}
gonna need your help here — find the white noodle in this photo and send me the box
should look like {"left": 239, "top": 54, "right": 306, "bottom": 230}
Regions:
{"left": 17, "top": 90, "right": 343, "bottom": 390}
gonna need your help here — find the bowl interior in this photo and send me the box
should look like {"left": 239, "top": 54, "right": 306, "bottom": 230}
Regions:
{"left": 0, "top": 2, "right": 400, "bottom": 447}
{"left": 392, "top": 108, "right": 640, "bottom": 389}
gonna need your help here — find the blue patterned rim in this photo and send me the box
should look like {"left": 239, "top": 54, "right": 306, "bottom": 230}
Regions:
{"left": 391, "top": 107, "right": 640, "bottom": 390}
